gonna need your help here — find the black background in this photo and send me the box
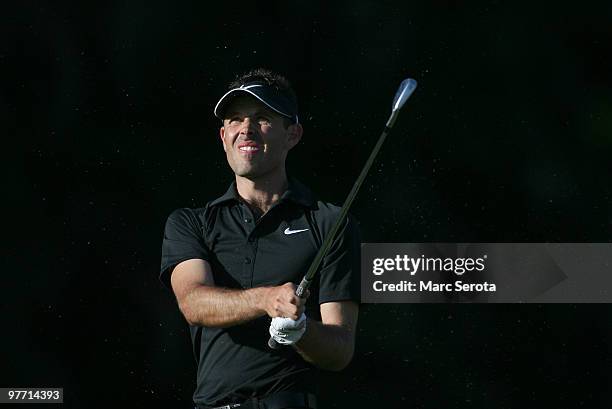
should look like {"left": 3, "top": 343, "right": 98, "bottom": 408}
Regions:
{"left": 3, "top": 1, "right": 612, "bottom": 408}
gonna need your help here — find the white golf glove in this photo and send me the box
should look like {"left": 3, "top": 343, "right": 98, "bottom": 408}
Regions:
{"left": 269, "top": 313, "right": 307, "bottom": 345}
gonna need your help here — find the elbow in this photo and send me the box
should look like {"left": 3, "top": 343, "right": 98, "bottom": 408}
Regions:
{"left": 322, "top": 359, "right": 351, "bottom": 372}
{"left": 178, "top": 301, "right": 200, "bottom": 326}
{"left": 184, "top": 315, "right": 198, "bottom": 327}
{"left": 309, "top": 327, "right": 356, "bottom": 371}
{"left": 331, "top": 353, "right": 354, "bottom": 371}
{"left": 319, "top": 349, "right": 354, "bottom": 372}
{"left": 330, "top": 332, "right": 356, "bottom": 371}
{"left": 180, "top": 310, "right": 196, "bottom": 327}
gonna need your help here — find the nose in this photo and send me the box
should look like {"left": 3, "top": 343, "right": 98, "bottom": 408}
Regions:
{"left": 239, "top": 117, "right": 256, "bottom": 136}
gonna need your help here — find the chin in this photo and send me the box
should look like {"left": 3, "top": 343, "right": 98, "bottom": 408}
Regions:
{"left": 235, "top": 166, "right": 278, "bottom": 180}
{"left": 233, "top": 168, "right": 261, "bottom": 178}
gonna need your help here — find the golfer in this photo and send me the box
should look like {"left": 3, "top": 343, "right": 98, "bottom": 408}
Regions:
{"left": 160, "top": 68, "right": 360, "bottom": 409}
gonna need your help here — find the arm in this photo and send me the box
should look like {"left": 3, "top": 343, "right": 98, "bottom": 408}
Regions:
{"left": 293, "top": 300, "right": 359, "bottom": 371}
{"left": 170, "top": 258, "right": 305, "bottom": 328}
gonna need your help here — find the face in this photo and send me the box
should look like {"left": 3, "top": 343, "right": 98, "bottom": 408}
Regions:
{"left": 219, "top": 95, "right": 302, "bottom": 180}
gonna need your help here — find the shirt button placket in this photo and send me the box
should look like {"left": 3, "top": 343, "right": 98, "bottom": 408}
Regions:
{"left": 240, "top": 205, "right": 257, "bottom": 286}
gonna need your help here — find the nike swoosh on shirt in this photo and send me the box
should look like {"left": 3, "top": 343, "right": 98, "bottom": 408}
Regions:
{"left": 284, "top": 227, "right": 309, "bottom": 235}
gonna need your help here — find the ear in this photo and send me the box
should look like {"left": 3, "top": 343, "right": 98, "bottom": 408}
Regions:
{"left": 219, "top": 126, "right": 227, "bottom": 152}
{"left": 286, "top": 123, "right": 303, "bottom": 150}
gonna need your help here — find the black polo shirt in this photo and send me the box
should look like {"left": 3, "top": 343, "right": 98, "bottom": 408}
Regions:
{"left": 160, "top": 177, "right": 360, "bottom": 408}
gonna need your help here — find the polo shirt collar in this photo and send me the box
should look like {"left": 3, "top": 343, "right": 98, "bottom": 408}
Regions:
{"left": 209, "top": 177, "right": 316, "bottom": 208}
{"left": 209, "top": 183, "right": 239, "bottom": 206}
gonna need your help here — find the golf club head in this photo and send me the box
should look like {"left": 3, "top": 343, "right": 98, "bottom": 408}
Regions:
{"left": 392, "top": 78, "right": 418, "bottom": 112}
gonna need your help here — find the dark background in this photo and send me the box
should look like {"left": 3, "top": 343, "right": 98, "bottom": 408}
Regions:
{"left": 3, "top": 1, "right": 612, "bottom": 408}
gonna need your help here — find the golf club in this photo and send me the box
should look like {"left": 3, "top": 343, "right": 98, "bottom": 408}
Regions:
{"left": 268, "top": 78, "right": 418, "bottom": 349}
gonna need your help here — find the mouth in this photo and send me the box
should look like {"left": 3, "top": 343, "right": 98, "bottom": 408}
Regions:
{"left": 237, "top": 142, "right": 260, "bottom": 154}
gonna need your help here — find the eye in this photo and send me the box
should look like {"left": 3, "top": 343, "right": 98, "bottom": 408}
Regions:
{"left": 257, "top": 116, "right": 271, "bottom": 125}
{"left": 228, "top": 116, "right": 242, "bottom": 124}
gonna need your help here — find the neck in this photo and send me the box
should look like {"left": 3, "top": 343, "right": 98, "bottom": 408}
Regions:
{"left": 235, "top": 170, "right": 289, "bottom": 214}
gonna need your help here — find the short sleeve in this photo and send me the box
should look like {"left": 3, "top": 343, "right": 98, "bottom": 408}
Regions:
{"left": 318, "top": 214, "right": 361, "bottom": 304}
{"left": 160, "top": 208, "right": 211, "bottom": 290}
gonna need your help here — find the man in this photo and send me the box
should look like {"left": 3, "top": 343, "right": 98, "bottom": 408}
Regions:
{"left": 160, "top": 68, "right": 360, "bottom": 409}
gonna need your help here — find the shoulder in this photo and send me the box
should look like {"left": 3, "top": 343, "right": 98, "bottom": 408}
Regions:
{"left": 166, "top": 206, "right": 207, "bottom": 224}
{"left": 164, "top": 206, "right": 210, "bottom": 234}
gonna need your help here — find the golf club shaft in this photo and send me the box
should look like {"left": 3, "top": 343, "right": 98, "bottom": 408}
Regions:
{"left": 268, "top": 109, "right": 401, "bottom": 349}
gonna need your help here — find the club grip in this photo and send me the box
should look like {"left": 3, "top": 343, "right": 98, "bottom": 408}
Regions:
{"left": 267, "top": 278, "right": 311, "bottom": 349}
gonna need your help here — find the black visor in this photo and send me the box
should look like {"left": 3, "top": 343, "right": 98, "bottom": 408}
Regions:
{"left": 214, "top": 82, "right": 299, "bottom": 124}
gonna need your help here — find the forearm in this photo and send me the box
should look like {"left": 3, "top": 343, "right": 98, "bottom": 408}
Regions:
{"left": 293, "top": 319, "right": 355, "bottom": 371}
{"left": 179, "top": 285, "right": 269, "bottom": 328}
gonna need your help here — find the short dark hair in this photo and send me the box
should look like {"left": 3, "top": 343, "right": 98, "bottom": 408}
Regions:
{"left": 227, "top": 68, "right": 298, "bottom": 128}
